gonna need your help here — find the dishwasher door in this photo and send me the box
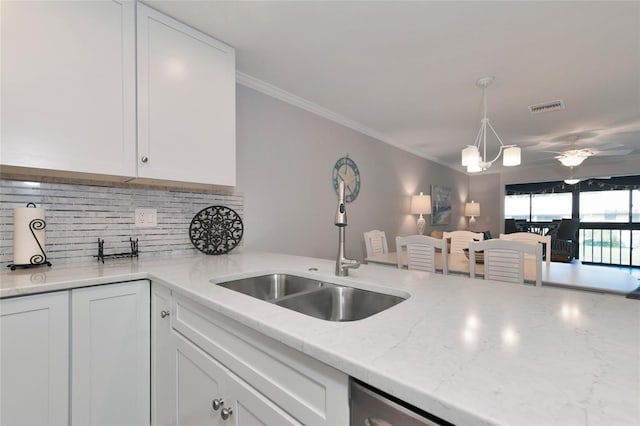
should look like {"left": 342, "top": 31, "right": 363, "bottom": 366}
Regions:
{"left": 350, "top": 380, "right": 448, "bottom": 426}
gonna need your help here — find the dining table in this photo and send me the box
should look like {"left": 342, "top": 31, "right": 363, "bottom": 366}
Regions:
{"left": 364, "top": 250, "right": 640, "bottom": 294}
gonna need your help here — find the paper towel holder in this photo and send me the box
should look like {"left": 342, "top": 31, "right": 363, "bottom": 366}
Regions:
{"left": 8, "top": 202, "right": 52, "bottom": 271}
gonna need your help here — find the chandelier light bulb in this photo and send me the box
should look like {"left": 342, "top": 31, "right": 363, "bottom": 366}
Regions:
{"left": 502, "top": 146, "right": 521, "bottom": 166}
{"left": 462, "top": 145, "right": 480, "bottom": 166}
{"left": 467, "top": 163, "right": 482, "bottom": 173}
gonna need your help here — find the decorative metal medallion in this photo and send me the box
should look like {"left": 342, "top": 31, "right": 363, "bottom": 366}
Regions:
{"left": 332, "top": 155, "right": 361, "bottom": 203}
{"left": 189, "top": 206, "right": 244, "bottom": 255}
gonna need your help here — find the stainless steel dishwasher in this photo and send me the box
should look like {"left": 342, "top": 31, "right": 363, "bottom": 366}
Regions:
{"left": 350, "top": 379, "right": 452, "bottom": 426}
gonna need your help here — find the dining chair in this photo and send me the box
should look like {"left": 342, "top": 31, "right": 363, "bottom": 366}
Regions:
{"left": 395, "top": 235, "right": 448, "bottom": 274}
{"left": 363, "top": 230, "right": 389, "bottom": 258}
{"left": 442, "top": 230, "right": 484, "bottom": 255}
{"left": 469, "top": 239, "right": 542, "bottom": 286}
{"left": 499, "top": 232, "right": 551, "bottom": 268}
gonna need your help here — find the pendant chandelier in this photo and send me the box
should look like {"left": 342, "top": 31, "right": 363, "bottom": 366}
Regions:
{"left": 461, "top": 77, "right": 521, "bottom": 172}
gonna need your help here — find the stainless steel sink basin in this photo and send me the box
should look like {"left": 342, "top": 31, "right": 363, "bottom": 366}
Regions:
{"left": 215, "top": 273, "right": 324, "bottom": 301}
{"left": 215, "top": 273, "right": 406, "bottom": 321}
{"left": 275, "top": 286, "right": 405, "bottom": 321}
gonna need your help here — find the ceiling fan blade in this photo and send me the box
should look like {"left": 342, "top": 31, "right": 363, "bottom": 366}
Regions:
{"left": 594, "top": 142, "right": 624, "bottom": 150}
{"left": 593, "top": 149, "right": 633, "bottom": 156}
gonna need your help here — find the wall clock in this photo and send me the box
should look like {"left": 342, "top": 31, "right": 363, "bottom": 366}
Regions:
{"left": 332, "top": 156, "right": 360, "bottom": 203}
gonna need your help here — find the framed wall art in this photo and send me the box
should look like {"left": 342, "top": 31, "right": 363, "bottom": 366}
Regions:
{"left": 431, "top": 185, "right": 452, "bottom": 225}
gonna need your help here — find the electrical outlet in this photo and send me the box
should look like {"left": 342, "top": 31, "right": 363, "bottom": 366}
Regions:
{"left": 135, "top": 208, "right": 157, "bottom": 227}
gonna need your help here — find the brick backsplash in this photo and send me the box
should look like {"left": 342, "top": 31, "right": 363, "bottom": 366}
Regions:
{"left": 0, "top": 179, "right": 244, "bottom": 266}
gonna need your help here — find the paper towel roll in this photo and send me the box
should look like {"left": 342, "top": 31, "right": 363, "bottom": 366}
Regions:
{"left": 13, "top": 204, "right": 47, "bottom": 265}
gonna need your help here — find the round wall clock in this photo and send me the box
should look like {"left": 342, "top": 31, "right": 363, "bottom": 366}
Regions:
{"left": 332, "top": 156, "right": 361, "bottom": 203}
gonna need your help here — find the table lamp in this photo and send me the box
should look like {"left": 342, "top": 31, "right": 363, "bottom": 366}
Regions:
{"left": 465, "top": 201, "right": 480, "bottom": 227}
{"left": 411, "top": 192, "right": 432, "bottom": 235}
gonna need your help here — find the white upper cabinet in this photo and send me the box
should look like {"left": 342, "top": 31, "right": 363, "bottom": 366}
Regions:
{"left": 0, "top": 1, "right": 137, "bottom": 177}
{"left": 1, "top": 1, "right": 236, "bottom": 187}
{"left": 137, "top": 4, "right": 236, "bottom": 186}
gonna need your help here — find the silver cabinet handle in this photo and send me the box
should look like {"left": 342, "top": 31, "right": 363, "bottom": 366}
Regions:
{"left": 160, "top": 310, "right": 170, "bottom": 318}
{"left": 220, "top": 407, "right": 233, "bottom": 420}
{"left": 212, "top": 398, "right": 223, "bottom": 411}
{"left": 141, "top": 156, "right": 149, "bottom": 163}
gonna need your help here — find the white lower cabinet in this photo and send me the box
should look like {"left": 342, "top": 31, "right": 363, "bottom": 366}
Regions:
{"left": 0, "top": 291, "right": 69, "bottom": 426}
{"left": 0, "top": 280, "right": 150, "bottom": 426}
{"left": 172, "top": 331, "right": 297, "bottom": 426}
{"left": 71, "top": 281, "right": 150, "bottom": 425}
{"left": 152, "top": 284, "right": 349, "bottom": 426}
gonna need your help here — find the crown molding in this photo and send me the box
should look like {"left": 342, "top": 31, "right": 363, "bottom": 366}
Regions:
{"left": 236, "top": 71, "right": 452, "bottom": 169}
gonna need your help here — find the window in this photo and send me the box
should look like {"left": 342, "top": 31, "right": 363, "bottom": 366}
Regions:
{"left": 504, "top": 192, "right": 571, "bottom": 221}
{"left": 505, "top": 176, "right": 640, "bottom": 267}
{"left": 504, "top": 194, "right": 530, "bottom": 220}
{"left": 580, "top": 190, "right": 629, "bottom": 222}
{"left": 531, "top": 193, "right": 572, "bottom": 221}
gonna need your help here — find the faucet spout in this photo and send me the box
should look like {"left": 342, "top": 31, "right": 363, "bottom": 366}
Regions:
{"left": 335, "top": 181, "right": 360, "bottom": 276}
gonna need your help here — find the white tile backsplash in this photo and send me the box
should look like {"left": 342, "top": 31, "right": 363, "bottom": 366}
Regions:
{"left": 0, "top": 179, "right": 244, "bottom": 266}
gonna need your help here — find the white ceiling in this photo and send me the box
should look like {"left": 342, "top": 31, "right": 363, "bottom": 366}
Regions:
{"left": 146, "top": 1, "right": 640, "bottom": 174}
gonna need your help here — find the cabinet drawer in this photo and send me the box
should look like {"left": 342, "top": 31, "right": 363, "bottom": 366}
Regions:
{"left": 171, "top": 293, "right": 349, "bottom": 426}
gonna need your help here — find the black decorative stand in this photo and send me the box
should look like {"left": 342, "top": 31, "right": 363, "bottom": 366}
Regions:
{"left": 7, "top": 216, "right": 52, "bottom": 271}
{"left": 94, "top": 238, "right": 139, "bottom": 263}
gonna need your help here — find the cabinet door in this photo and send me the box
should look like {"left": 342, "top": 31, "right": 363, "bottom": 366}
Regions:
{"left": 174, "top": 335, "right": 226, "bottom": 426}
{"left": 0, "top": 291, "right": 69, "bottom": 426}
{"left": 152, "top": 283, "right": 176, "bottom": 426}
{"left": 227, "top": 373, "right": 301, "bottom": 426}
{"left": 0, "top": 1, "right": 136, "bottom": 177}
{"left": 71, "top": 281, "right": 150, "bottom": 426}
{"left": 137, "top": 3, "right": 236, "bottom": 186}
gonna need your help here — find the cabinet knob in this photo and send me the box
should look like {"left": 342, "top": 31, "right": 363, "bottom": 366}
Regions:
{"left": 141, "top": 156, "right": 149, "bottom": 163}
{"left": 160, "top": 310, "right": 170, "bottom": 318}
{"left": 212, "top": 398, "right": 223, "bottom": 411}
{"left": 220, "top": 407, "right": 233, "bottom": 420}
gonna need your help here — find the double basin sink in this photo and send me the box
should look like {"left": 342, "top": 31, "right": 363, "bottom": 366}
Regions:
{"left": 214, "top": 274, "right": 406, "bottom": 322}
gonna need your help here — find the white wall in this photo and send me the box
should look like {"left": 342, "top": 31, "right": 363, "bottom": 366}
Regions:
{"left": 468, "top": 173, "right": 501, "bottom": 237}
{"left": 236, "top": 85, "right": 469, "bottom": 261}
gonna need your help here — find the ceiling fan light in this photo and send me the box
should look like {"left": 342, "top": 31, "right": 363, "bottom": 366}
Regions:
{"left": 564, "top": 178, "right": 580, "bottom": 185}
{"left": 461, "top": 145, "right": 480, "bottom": 166}
{"left": 502, "top": 146, "right": 521, "bottom": 166}
{"left": 558, "top": 155, "right": 587, "bottom": 167}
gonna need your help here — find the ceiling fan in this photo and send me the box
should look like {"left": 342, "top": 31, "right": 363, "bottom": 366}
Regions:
{"left": 554, "top": 144, "right": 632, "bottom": 167}
{"left": 525, "top": 126, "right": 638, "bottom": 167}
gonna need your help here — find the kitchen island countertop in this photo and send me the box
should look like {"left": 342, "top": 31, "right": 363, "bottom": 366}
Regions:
{"left": 2, "top": 250, "right": 639, "bottom": 426}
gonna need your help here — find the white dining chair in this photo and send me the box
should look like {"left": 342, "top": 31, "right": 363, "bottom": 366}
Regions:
{"left": 469, "top": 239, "right": 542, "bottom": 286}
{"left": 499, "top": 232, "right": 551, "bottom": 268}
{"left": 395, "top": 235, "right": 448, "bottom": 274}
{"left": 364, "top": 230, "right": 389, "bottom": 257}
{"left": 442, "top": 230, "right": 484, "bottom": 254}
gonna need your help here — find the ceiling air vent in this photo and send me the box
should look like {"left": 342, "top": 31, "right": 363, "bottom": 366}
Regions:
{"left": 528, "top": 100, "right": 565, "bottom": 114}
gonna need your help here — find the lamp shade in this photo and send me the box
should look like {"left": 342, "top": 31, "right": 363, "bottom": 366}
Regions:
{"left": 465, "top": 201, "right": 480, "bottom": 217}
{"left": 461, "top": 145, "right": 480, "bottom": 167}
{"left": 502, "top": 146, "right": 521, "bottom": 166}
{"left": 411, "top": 192, "right": 432, "bottom": 215}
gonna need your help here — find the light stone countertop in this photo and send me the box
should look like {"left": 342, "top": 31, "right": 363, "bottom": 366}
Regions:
{"left": 1, "top": 250, "right": 639, "bottom": 426}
